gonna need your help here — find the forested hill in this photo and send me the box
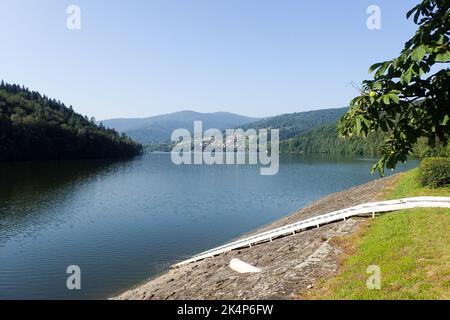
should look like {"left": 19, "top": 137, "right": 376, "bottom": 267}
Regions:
{"left": 240, "top": 107, "right": 347, "bottom": 140}
{"left": 280, "top": 123, "right": 386, "bottom": 156}
{"left": 0, "top": 82, "right": 142, "bottom": 161}
{"left": 280, "top": 123, "right": 450, "bottom": 158}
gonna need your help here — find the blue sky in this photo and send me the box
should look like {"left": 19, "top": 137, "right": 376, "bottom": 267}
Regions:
{"left": 0, "top": 0, "right": 419, "bottom": 120}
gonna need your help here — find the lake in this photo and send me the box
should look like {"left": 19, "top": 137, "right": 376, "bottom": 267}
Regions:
{"left": 0, "top": 154, "right": 417, "bottom": 299}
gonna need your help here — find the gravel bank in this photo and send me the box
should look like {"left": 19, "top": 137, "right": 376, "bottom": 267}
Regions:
{"left": 115, "top": 175, "right": 399, "bottom": 300}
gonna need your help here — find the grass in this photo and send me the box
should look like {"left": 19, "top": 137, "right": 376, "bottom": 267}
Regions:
{"left": 302, "top": 169, "right": 449, "bottom": 300}
{"left": 382, "top": 168, "right": 449, "bottom": 199}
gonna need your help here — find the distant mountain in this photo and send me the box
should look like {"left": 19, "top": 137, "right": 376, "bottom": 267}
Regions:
{"left": 0, "top": 81, "right": 142, "bottom": 161}
{"left": 240, "top": 107, "right": 348, "bottom": 140}
{"left": 100, "top": 111, "right": 259, "bottom": 144}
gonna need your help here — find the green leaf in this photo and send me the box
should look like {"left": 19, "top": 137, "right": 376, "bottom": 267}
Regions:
{"left": 355, "top": 118, "right": 362, "bottom": 136}
{"left": 372, "top": 82, "right": 382, "bottom": 90}
{"left": 368, "top": 63, "right": 382, "bottom": 73}
{"left": 411, "top": 45, "right": 427, "bottom": 62}
{"left": 370, "top": 163, "right": 377, "bottom": 175}
{"left": 401, "top": 67, "right": 413, "bottom": 84}
{"left": 436, "top": 51, "right": 450, "bottom": 62}
{"left": 436, "top": 35, "right": 446, "bottom": 45}
{"left": 386, "top": 118, "right": 395, "bottom": 129}
{"left": 389, "top": 93, "right": 400, "bottom": 104}
{"left": 371, "top": 159, "right": 385, "bottom": 176}
{"left": 362, "top": 117, "right": 371, "bottom": 128}
{"left": 375, "top": 62, "right": 390, "bottom": 78}
{"left": 383, "top": 95, "right": 391, "bottom": 105}
{"left": 442, "top": 115, "right": 450, "bottom": 126}
{"left": 406, "top": 5, "right": 419, "bottom": 20}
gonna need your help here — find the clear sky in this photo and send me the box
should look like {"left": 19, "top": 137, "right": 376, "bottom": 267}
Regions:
{"left": 0, "top": 0, "right": 419, "bottom": 120}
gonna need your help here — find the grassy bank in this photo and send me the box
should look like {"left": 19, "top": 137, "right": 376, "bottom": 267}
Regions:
{"left": 303, "top": 169, "right": 449, "bottom": 300}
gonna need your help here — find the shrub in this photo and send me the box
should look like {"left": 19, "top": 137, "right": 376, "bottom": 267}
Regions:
{"left": 418, "top": 157, "right": 450, "bottom": 188}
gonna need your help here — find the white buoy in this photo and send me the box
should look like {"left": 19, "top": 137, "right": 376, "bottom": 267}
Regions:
{"left": 229, "top": 258, "right": 262, "bottom": 274}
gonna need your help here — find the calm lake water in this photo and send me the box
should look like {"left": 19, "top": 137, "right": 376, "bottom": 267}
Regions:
{"left": 0, "top": 154, "right": 417, "bottom": 299}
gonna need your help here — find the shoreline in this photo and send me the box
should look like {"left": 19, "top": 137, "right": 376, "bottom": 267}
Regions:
{"left": 114, "top": 174, "right": 399, "bottom": 300}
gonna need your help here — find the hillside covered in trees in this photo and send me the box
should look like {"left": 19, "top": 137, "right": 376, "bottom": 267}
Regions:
{"left": 280, "top": 123, "right": 449, "bottom": 158}
{"left": 0, "top": 82, "right": 142, "bottom": 161}
{"left": 280, "top": 124, "right": 386, "bottom": 156}
{"left": 240, "top": 107, "right": 347, "bottom": 140}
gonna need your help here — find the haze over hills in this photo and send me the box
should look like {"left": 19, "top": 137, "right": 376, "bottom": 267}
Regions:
{"left": 101, "top": 108, "right": 350, "bottom": 145}
{"left": 100, "top": 111, "right": 259, "bottom": 144}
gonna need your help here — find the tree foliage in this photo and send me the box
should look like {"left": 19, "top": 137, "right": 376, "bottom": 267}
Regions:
{"left": 280, "top": 124, "right": 386, "bottom": 156}
{"left": 338, "top": 0, "right": 449, "bottom": 175}
{"left": 0, "top": 81, "right": 142, "bottom": 161}
{"left": 418, "top": 156, "right": 450, "bottom": 187}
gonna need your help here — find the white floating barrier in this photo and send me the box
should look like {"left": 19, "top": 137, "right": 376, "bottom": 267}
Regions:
{"left": 229, "top": 258, "right": 261, "bottom": 274}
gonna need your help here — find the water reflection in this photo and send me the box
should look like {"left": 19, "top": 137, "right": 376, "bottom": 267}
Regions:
{"left": 0, "top": 158, "right": 135, "bottom": 244}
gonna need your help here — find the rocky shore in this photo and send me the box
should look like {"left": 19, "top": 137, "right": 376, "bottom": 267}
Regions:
{"left": 115, "top": 175, "right": 398, "bottom": 300}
